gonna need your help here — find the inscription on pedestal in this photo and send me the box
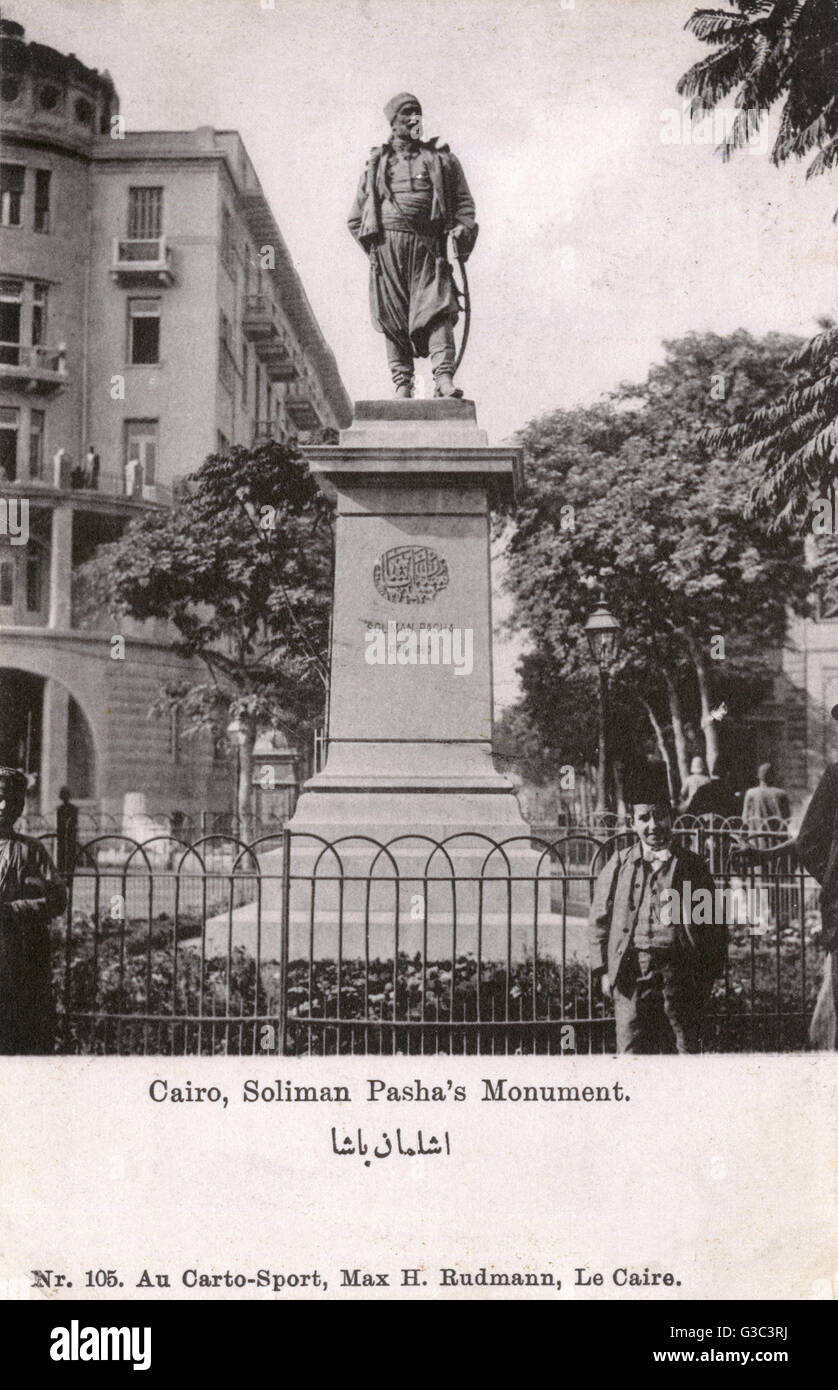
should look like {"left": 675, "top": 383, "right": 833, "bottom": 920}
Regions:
{"left": 373, "top": 544, "right": 449, "bottom": 604}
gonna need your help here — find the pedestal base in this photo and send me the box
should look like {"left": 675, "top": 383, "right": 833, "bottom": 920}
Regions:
{"left": 273, "top": 399, "right": 548, "bottom": 953}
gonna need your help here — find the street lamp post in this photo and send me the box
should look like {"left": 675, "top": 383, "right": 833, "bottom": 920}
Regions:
{"left": 584, "top": 597, "right": 623, "bottom": 815}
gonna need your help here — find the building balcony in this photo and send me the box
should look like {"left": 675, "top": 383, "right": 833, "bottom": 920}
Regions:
{"left": 110, "top": 236, "right": 175, "bottom": 286}
{"left": 0, "top": 343, "right": 67, "bottom": 394}
{"left": 242, "top": 295, "right": 299, "bottom": 382}
{"left": 0, "top": 463, "right": 173, "bottom": 507}
{"left": 284, "top": 387, "right": 321, "bottom": 432}
{"left": 242, "top": 294, "right": 276, "bottom": 341}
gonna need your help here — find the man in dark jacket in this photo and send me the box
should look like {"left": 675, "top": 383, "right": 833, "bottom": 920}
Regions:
{"left": 0, "top": 766, "right": 67, "bottom": 1053}
{"left": 795, "top": 727, "right": 838, "bottom": 1048}
{"left": 684, "top": 755, "right": 741, "bottom": 822}
{"left": 55, "top": 784, "right": 78, "bottom": 877}
{"left": 589, "top": 767, "right": 727, "bottom": 1053}
{"left": 348, "top": 93, "right": 478, "bottom": 398}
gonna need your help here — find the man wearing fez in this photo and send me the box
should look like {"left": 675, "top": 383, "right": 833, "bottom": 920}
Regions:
{"left": 0, "top": 767, "right": 67, "bottom": 1053}
{"left": 588, "top": 764, "right": 727, "bottom": 1053}
{"left": 348, "top": 93, "right": 478, "bottom": 399}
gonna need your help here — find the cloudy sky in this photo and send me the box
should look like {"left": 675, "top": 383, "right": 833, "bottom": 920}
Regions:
{"left": 30, "top": 0, "right": 838, "bottom": 701}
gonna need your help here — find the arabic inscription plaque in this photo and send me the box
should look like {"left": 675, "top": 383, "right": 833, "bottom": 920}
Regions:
{"left": 373, "top": 545, "right": 450, "bottom": 604}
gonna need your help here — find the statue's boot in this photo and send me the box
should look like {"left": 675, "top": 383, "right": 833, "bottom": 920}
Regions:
{"left": 395, "top": 381, "right": 414, "bottom": 398}
{"left": 433, "top": 373, "right": 463, "bottom": 399}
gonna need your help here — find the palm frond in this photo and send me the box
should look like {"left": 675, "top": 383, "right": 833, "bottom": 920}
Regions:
{"left": 677, "top": 43, "right": 753, "bottom": 107}
{"left": 685, "top": 8, "right": 758, "bottom": 43}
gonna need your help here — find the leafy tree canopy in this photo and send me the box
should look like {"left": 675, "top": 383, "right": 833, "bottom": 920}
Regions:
{"left": 78, "top": 440, "right": 333, "bottom": 755}
{"left": 676, "top": 3, "right": 838, "bottom": 528}
{"left": 503, "top": 330, "right": 812, "bottom": 792}
{"left": 677, "top": 0, "right": 838, "bottom": 178}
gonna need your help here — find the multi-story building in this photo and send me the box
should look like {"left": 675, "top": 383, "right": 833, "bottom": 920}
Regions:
{"left": 0, "top": 19, "right": 350, "bottom": 823}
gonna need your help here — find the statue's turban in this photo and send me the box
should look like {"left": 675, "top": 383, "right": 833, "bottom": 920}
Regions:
{"left": 384, "top": 92, "right": 421, "bottom": 125}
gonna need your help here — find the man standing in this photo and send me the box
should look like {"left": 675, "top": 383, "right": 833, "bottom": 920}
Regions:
{"left": 678, "top": 755, "right": 710, "bottom": 811}
{"left": 588, "top": 766, "right": 727, "bottom": 1053}
{"left": 348, "top": 93, "right": 478, "bottom": 398}
{"left": 742, "top": 762, "right": 791, "bottom": 842}
{"left": 56, "top": 785, "right": 79, "bottom": 878}
{"left": 84, "top": 443, "right": 100, "bottom": 490}
{"left": 684, "top": 755, "right": 740, "bottom": 822}
{"left": 0, "top": 766, "right": 67, "bottom": 1053}
{"left": 795, "top": 720, "right": 838, "bottom": 1048}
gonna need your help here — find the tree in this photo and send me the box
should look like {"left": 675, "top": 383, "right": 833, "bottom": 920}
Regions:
{"left": 78, "top": 441, "right": 333, "bottom": 837}
{"left": 676, "top": 3, "right": 838, "bottom": 527}
{"left": 708, "top": 317, "right": 838, "bottom": 527}
{"left": 677, "top": 0, "right": 838, "bottom": 178}
{"left": 502, "top": 331, "right": 812, "bottom": 802}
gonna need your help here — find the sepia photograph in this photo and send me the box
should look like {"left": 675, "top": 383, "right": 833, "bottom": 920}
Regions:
{"left": 0, "top": 0, "right": 836, "bottom": 1328}
{"left": 1, "top": 0, "right": 837, "bottom": 1062}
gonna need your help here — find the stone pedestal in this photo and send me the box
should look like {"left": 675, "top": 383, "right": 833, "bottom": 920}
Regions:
{"left": 248, "top": 399, "right": 557, "bottom": 960}
{"left": 288, "top": 398, "right": 527, "bottom": 843}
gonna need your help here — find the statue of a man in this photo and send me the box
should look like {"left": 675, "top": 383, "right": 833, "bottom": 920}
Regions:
{"left": 348, "top": 93, "right": 478, "bottom": 399}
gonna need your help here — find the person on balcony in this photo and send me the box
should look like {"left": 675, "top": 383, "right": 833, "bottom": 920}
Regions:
{"left": 0, "top": 766, "right": 67, "bottom": 1053}
{"left": 124, "top": 456, "right": 143, "bottom": 498}
{"left": 52, "top": 447, "right": 70, "bottom": 489}
{"left": 588, "top": 763, "right": 727, "bottom": 1053}
{"left": 84, "top": 445, "right": 100, "bottom": 490}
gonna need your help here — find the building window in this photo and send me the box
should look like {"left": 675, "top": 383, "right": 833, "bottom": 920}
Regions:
{"left": 221, "top": 205, "right": 235, "bottom": 274}
{"left": 0, "top": 163, "right": 24, "bottom": 226}
{"left": 127, "top": 186, "right": 163, "bottom": 239}
{"left": 33, "top": 170, "right": 51, "bottom": 233}
{"left": 38, "top": 85, "right": 61, "bottom": 111}
{"left": 0, "top": 562, "right": 13, "bottom": 608}
{"left": 28, "top": 409, "right": 45, "bottom": 481}
{"left": 31, "top": 283, "right": 48, "bottom": 346}
{"left": 0, "top": 279, "right": 22, "bottom": 365}
{"left": 74, "top": 97, "right": 93, "bottom": 126}
{"left": 128, "top": 298, "right": 160, "bottom": 364}
{"left": 25, "top": 556, "right": 41, "bottom": 612}
{"left": 124, "top": 419, "right": 158, "bottom": 491}
{"left": 0, "top": 407, "right": 19, "bottom": 482}
{"left": 241, "top": 341, "right": 249, "bottom": 406}
{"left": 218, "top": 311, "right": 234, "bottom": 393}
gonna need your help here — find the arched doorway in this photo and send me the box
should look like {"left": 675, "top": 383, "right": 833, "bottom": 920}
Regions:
{"left": 0, "top": 668, "right": 96, "bottom": 808}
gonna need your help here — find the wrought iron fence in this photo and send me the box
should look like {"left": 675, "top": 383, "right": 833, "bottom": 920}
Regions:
{"left": 47, "top": 824, "right": 822, "bottom": 1056}
{"left": 22, "top": 809, "right": 287, "bottom": 840}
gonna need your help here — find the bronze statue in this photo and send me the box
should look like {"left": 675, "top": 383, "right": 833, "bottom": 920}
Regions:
{"left": 348, "top": 93, "right": 478, "bottom": 399}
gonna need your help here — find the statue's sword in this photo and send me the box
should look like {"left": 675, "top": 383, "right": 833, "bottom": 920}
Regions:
{"left": 451, "top": 235, "right": 471, "bottom": 375}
